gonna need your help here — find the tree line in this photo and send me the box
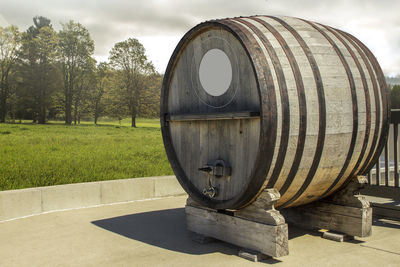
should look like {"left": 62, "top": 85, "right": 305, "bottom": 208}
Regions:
{"left": 390, "top": 84, "right": 400, "bottom": 109}
{"left": 0, "top": 16, "right": 162, "bottom": 127}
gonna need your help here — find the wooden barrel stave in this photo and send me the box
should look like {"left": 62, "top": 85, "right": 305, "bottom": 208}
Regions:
{"left": 161, "top": 15, "right": 389, "bottom": 210}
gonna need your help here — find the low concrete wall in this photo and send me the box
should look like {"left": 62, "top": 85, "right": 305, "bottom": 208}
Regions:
{"left": 0, "top": 176, "right": 186, "bottom": 222}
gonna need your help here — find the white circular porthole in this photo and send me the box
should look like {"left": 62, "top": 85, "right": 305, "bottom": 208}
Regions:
{"left": 199, "top": 49, "right": 232, "bottom": 96}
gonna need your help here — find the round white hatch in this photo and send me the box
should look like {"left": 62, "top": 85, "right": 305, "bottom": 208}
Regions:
{"left": 199, "top": 49, "right": 232, "bottom": 96}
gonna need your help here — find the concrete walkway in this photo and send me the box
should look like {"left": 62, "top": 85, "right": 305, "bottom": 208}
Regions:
{"left": 1, "top": 195, "right": 399, "bottom": 267}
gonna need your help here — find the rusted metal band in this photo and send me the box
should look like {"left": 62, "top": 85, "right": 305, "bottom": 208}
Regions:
{"left": 319, "top": 24, "right": 371, "bottom": 197}
{"left": 340, "top": 30, "right": 389, "bottom": 175}
{"left": 249, "top": 16, "right": 308, "bottom": 193}
{"left": 220, "top": 19, "right": 278, "bottom": 209}
{"left": 160, "top": 22, "right": 211, "bottom": 209}
{"left": 266, "top": 16, "right": 326, "bottom": 208}
{"left": 335, "top": 30, "right": 382, "bottom": 176}
{"left": 233, "top": 17, "right": 291, "bottom": 191}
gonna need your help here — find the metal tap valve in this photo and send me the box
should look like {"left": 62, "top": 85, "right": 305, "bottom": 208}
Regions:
{"left": 203, "top": 186, "right": 218, "bottom": 198}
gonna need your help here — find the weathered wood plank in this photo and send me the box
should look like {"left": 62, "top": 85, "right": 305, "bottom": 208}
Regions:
{"left": 281, "top": 176, "right": 372, "bottom": 237}
{"left": 371, "top": 203, "right": 400, "bottom": 220}
{"left": 165, "top": 27, "right": 262, "bottom": 209}
{"left": 234, "top": 188, "right": 285, "bottom": 225}
{"left": 322, "top": 231, "right": 354, "bottom": 242}
{"left": 185, "top": 205, "right": 289, "bottom": 257}
{"left": 281, "top": 202, "right": 372, "bottom": 237}
{"left": 238, "top": 249, "right": 271, "bottom": 262}
{"left": 167, "top": 111, "right": 260, "bottom": 122}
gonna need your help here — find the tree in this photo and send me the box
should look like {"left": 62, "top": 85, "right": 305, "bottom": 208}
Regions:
{"left": 109, "top": 38, "right": 154, "bottom": 127}
{"left": 19, "top": 16, "right": 60, "bottom": 124}
{"left": 391, "top": 85, "right": 400, "bottom": 109}
{"left": 0, "top": 25, "right": 20, "bottom": 123}
{"left": 137, "top": 73, "right": 163, "bottom": 118}
{"left": 88, "top": 62, "right": 110, "bottom": 124}
{"left": 102, "top": 73, "right": 129, "bottom": 124}
{"left": 72, "top": 57, "right": 96, "bottom": 124}
{"left": 59, "top": 21, "right": 94, "bottom": 125}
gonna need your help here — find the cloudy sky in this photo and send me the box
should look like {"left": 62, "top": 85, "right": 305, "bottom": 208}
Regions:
{"left": 0, "top": 0, "right": 399, "bottom": 76}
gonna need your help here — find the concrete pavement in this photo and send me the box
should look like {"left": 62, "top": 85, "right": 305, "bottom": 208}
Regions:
{"left": 0, "top": 195, "right": 399, "bottom": 267}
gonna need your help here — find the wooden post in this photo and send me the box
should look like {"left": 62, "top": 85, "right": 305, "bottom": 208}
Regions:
{"left": 185, "top": 188, "right": 289, "bottom": 259}
{"left": 281, "top": 176, "right": 372, "bottom": 238}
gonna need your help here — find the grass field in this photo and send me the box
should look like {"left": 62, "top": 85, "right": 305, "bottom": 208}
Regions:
{"left": 0, "top": 118, "right": 174, "bottom": 191}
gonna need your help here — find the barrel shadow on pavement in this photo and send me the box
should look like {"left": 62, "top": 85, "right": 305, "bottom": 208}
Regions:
{"left": 92, "top": 208, "right": 282, "bottom": 263}
{"left": 373, "top": 217, "right": 400, "bottom": 229}
{"left": 92, "top": 208, "right": 238, "bottom": 255}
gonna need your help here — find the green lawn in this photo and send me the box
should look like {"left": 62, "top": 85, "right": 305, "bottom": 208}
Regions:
{"left": 0, "top": 118, "right": 173, "bottom": 191}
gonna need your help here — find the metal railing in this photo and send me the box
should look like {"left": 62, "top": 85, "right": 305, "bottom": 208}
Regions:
{"left": 367, "top": 109, "right": 400, "bottom": 188}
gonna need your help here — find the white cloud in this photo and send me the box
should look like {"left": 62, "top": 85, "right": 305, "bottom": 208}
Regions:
{"left": 0, "top": 0, "right": 399, "bottom": 75}
{"left": 137, "top": 35, "right": 182, "bottom": 73}
{"left": 0, "top": 14, "right": 9, "bottom": 27}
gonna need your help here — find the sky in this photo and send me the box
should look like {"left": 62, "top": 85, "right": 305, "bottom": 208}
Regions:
{"left": 0, "top": 0, "right": 399, "bottom": 76}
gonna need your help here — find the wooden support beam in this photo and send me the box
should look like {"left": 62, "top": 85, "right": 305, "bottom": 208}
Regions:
{"left": 186, "top": 206, "right": 288, "bottom": 258}
{"left": 281, "top": 202, "right": 372, "bottom": 237}
{"left": 185, "top": 189, "right": 289, "bottom": 258}
{"left": 281, "top": 176, "right": 372, "bottom": 238}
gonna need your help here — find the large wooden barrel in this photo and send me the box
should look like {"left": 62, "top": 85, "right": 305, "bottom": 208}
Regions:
{"left": 160, "top": 16, "right": 389, "bottom": 210}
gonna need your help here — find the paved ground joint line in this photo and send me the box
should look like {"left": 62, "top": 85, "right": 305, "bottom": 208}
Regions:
{"left": 360, "top": 244, "right": 400, "bottom": 256}
{"left": 0, "top": 195, "right": 183, "bottom": 223}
